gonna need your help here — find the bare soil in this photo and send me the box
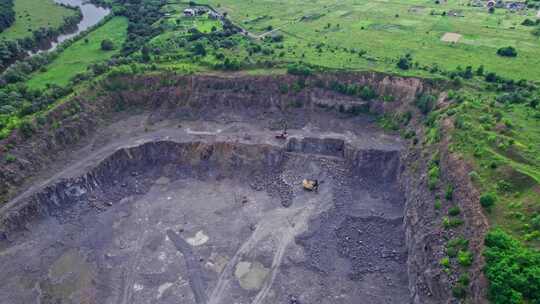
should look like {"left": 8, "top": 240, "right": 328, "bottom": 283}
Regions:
{"left": 0, "top": 108, "right": 409, "bottom": 304}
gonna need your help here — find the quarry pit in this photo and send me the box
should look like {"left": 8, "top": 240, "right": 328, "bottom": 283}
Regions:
{"left": 0, "top": 107, "right": 410, "bottom": 304}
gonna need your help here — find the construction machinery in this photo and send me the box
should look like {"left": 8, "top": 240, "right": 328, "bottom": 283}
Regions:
{"left": 302, "top": 179, "right": 319, "bottom": 192}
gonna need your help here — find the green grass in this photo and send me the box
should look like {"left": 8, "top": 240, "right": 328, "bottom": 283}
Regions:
{"left": 0, "top": 0, "right": 78, "bottom": 40}
{"left": 449, "top": 89, "right": 540, "bottom": 248}
{"left": 26, "top": 17, "right": 128, "bottom": 89}
{"left": 196, "top": 0, "right": 540, "bottom": 80}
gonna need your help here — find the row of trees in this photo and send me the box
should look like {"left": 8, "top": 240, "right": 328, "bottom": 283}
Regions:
{"left": 0, "top": 0, "right": 15, "bottom": 32}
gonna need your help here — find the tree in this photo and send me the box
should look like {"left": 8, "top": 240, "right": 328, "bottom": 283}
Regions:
{"left": 521, "top": 19, "right": 536, "bottom": 26}
{"left": 141, "top": 45, "right": 151, "bottom": 62}
{"left": 192, "top": 42, "right": 206, "bottom": 56}
{"left": 497, "top": 46, "right": 518, "bottom": 57}
{"left": 287, "top": 63, "right": 312, "bottom": 76}
{"left": 100, "top": 39, "right": 115, "bottom": 51}
{"left": 484, "top": 229, "right": 540, "bottom": 304}
{"left": 397, "top": 54, "right": 412, "bottom": 70}
{"left": 476, "top": 65, "right": 484, "bottom": 76}
{"left": 480, "top": 192, "right": 497, "bottom": 208}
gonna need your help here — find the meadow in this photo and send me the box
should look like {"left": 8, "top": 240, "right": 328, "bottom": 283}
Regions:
{"left": 26, "top": 16, "right": 128, "bottom": 89}
{"left": 199, "top": 0, "right": 540, "bottom": 80}
{"left": 0, "top": 0, "right": 78, "bottom": 40}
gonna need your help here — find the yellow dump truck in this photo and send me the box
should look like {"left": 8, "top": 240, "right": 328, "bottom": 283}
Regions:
{"left": 302, "top": 179, "right": 319, "bottom": 191}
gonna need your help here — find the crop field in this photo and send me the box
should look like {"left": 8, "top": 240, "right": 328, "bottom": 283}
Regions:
{"left": 199, "top": 0, "right": 540, "bottom": 80}
{"left": 0, "top": 0, "right": 78, "bottom": 40}
{"left": 26, "top": 17, "right": 128, "bottom": 89}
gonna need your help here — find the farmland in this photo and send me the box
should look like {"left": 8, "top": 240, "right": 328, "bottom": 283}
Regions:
{"left": 199, "top": 0, "right": 540, "bottom": 80}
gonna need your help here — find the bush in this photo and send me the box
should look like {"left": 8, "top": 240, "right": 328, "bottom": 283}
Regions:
{"left": 428, "top": 164, "right": 440, "bottom": 190}
{"left": 497, "top": 46, "right": 518, "bottom": 57}
{"left": 522, "top": 19, "right": 536, "bottom": 26}
{"left": 287, "top": 63, "right": 312, "bottom": 76}
{"left": 397, "top": 54, "right": 412, "bottom": 70}
{"left": 435, "top": 199, "right": 442, "bottom": 210}
{"left": 440, "top": 257, "right": 450, "bottom": 268}
{"left": 484, "top": 229, "right": 540, "bottom": 304}
{"left": 100, "top": 39, "right": 115, "bottom": 51}
{"left": 359, "top": 86, "right": 377, "bottom": 100}
{"left": 192, "top": 42, "right": 207, "bottom": 56}
{"left": 480, "top": 193, "right": 497, "bottom": 209}
{"left": 445, "top": 185, "right": 454, "bottom": 201}
{"left": 448, "top": 237, "right": 469, "bottom": 257}
{"left": 415, "top": 94, "right": 437, "bottom": 114}
{"left": 449, "top": 206, "right": 461, "bottom": 216}
{"left": 19, "top": 120, "right": 34, "bottom": 138}
{"left": 452, "top": 284, "right": 467, "bottom": 299}
{"left": 458, "top": 250, "right": 473, "bottom": 267}
{"left": 4, "top": 153, "right": 16, "bottom": 163}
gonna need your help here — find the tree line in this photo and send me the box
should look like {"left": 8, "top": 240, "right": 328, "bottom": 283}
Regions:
{"left": 0, "top": 0, "right": 15, "bottom": 33}
{"left": 0, "top": 10, "right": 82, "bottom": 72}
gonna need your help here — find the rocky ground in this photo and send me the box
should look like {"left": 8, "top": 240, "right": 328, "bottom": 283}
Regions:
{"left": 0, "top": 107, "right": 409, "bottom": 304}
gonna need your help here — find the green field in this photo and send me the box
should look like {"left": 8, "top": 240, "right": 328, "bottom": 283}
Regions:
{"left": 198, "top": 0, "right": 540, "bottom": 80}
{"left": 26, "top": 16, "right": 128, "bottom": 88}
{"left": 0, "top": 0, "right": 78, "bottom": 40}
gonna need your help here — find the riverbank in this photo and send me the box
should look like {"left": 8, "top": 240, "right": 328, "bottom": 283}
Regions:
{"left": 0, "top": 0, "right": 110, "bottom": 72}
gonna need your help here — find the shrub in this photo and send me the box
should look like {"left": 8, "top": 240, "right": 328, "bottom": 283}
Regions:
{"left": 19, "top": 120, "right": 34, "bottom": 138}
{"left": 458, "top": 250, "right": 473, "bottom": 267}
{"left": 448, "top": 237, "right": 469, "bottom": 257}
{"left": 449, "top": 206, "right": 461, "bottom": 216}
{"left": 100, "top": 39, "right": 115, "bottom": 51}
{"left": 428, "top": 165, "right": 440, "bottom": 190}
{"left": 397, "top": 55, "right": 412, "bottom": 70}
{"left": 415, "top": 94, "right": 437, "bottom": 114}
{"left": 287, "top": 63, "right": 312, "bottom": 76}
{"left": 452, "top": 284, "right": 467, "bottom": 299}
{"left": 434, "top": 199, "right": 442, "bottom": 210}
{"left": 192, "top": 42, "right": 207, "bottom": 56}
{"left": 440, "top": 257, "right": 450, "bottom": 268}
{"left": 4, "top": 154, "right": 16, "bottom": 163}
{"left": 480, "top": 193, "right": 497, "bottom": 209}
{"left": 484, "top": 229, "right": 540, "bottom": 304}
{"left": 359, "top": 86, "right": 377, "bottom": 100}
{"left": 522, "top": 19, "right": 536, "bottom": 26}
{"left": 443, "top": 216, "right": 464, "bottom": 229}
{"left": 445, "top": 185, "right": 454, "bottom": 201}
{"left": 497, "top": 46, "right": 518, "bottom": 57}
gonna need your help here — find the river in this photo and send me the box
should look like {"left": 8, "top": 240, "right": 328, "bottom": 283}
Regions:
{"left": 40, "top": 0, "right": 110, "bottom": 52}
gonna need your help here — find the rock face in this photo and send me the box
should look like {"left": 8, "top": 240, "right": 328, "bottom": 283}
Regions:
{"left": 287, "top": 137, "right": 345, "bottom": 157}
{"left": 0, "top": 72, "right": 488, "bottom": 304}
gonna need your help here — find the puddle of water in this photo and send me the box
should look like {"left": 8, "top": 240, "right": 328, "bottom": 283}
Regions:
{"left": 41, "top": 249, "right": 96, "bottom": 302}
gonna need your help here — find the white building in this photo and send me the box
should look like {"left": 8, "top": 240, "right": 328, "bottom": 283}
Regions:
{"left": 184, "top": 9, "right": 196, "bottom": 17}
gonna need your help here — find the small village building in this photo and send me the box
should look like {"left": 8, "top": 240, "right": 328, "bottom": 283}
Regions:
{"left": 209, "top": 11, "right": 221, "bottom": 19}
{"left": 184, "top": 8, "right": 196, "bottom": 17}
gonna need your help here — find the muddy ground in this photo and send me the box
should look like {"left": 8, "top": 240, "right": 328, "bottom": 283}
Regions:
{"left": 0, "top": 109, "right": 410, "bottom": 304}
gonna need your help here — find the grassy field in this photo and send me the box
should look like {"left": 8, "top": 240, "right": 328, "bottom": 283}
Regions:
{"left": 448, "top": 87, "right": 540, "bottom": 247}
{"left": 0, "top": 0, "right": 78, "bottom": 40}
{"left": 197, "top": 0, "right": 540, "bottom": 80}
{"left": 26, "top": 17, "right": 128, "bottom": 89}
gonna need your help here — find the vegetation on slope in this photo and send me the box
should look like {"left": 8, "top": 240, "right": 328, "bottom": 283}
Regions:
{"left": 0, "top": 0, "right": 15, "bottom": 32}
